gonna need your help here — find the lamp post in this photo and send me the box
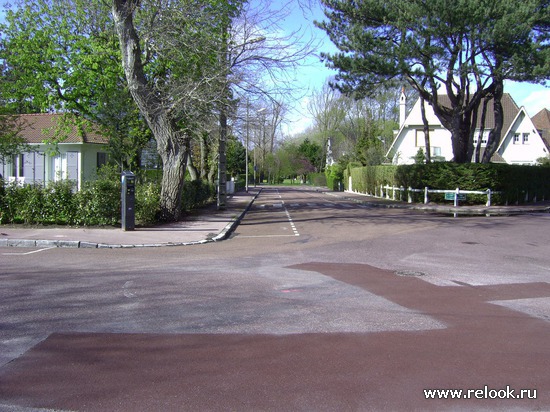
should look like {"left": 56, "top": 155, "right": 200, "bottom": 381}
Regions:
{"left": 245, "top": 102, "right": 249, "bottom": 193}
{"left": 255, "top": 108, "right": 266, "bottom": 187}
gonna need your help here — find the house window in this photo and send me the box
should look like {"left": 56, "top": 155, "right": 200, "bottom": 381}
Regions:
{"left": 513, "top": 133, "right": 520, "bottom": 144}
{"left": 432, "top": 147, "right": 441, "bottom": 156}
{"left": 10, "top": 154, "right": 23, "bottom": 177}
{"left": 97, "top": 152, "right": 107, "bottom": 168}
{"left": 522, "top": 133, "right": 529, "bottom": 144}
{"left": 415, "top": 129, "right": 433, "bottom": 147}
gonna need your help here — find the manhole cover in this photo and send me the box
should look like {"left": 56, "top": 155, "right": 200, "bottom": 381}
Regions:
{"left": 395, "top": 270, "right": 426, "bottom": 277}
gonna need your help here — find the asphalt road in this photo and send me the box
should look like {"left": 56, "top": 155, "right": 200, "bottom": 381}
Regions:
{"left": 1, "top": 186, "right": 549, "bottom": 411}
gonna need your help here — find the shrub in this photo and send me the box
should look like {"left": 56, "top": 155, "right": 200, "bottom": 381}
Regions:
{"left": 136, "top": 182, "right": 160, "bottom": 225}
{"left": 182, "top": 179, "right": 215, "bottom": 211}
{"left": 347, "top": 163, "right": 550, "bottom": 205}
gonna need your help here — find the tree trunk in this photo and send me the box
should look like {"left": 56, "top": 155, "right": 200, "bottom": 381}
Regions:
{"left": 112, "top": 0, "right": 188, "bottom": 221}
{"left": 185, "top": 137, "right": 199, "bottom": 181}
{"left": 218, "top": 107, "right": 228, "bottom": 209}
{"left": 474, "top": 98, "right": 490, "bottom": 163}
{"left": 420, "top": 96, "right": 431, "bottom": 163}
{"left": 482, "top": 81, "right": 504, "bottom": 163}
{"left": 431, "top": 102, "right": 475, "bottom": 163}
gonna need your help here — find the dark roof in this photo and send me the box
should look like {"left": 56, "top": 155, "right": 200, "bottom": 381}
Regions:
{"left": 532, "top": 108, "right": 550, "bottom": 151}
{"left": 532, "top": 108, "right": 550, "bottom": 130}
{"left": 16, "top": 113, "right": 108, "bottom": 145}
{"left": 435, "top": 93, "right": 520, "bottom": 133}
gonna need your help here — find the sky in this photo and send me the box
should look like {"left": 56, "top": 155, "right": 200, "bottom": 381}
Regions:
{"left": 1, "top": 1, "right": 547, "bottom": 137}
{"left": 273, "top": 1, "right": 550, "bottom": 137}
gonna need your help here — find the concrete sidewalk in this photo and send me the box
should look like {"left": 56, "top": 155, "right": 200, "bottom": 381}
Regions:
{"left": 0, "top": 188, "right": 261, "bottom": 249}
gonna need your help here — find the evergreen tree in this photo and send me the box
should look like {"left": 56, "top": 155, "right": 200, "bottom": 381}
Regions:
{"left": 317, "top": 0, "right": 549, "bottom": 163}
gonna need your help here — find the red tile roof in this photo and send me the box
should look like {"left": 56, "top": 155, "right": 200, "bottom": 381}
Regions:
{"left": 16, "top": 113, "right": 109, "bottom": 145}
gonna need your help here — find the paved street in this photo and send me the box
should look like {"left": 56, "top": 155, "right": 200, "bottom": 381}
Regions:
{"left": 1, "top": 186, "right": 549, "bottom": 411}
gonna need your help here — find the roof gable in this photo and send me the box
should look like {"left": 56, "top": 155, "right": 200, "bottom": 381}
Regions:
{"left": 532, "top": 108, "right": 550, "bottom": 130}
{"left": 16, "top": 113, "right": 108, "bottom": 145}
{"left": 434, "top": 93, "right": 520, "bottom": 132}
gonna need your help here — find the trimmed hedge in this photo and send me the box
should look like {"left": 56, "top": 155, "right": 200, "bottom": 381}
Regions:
{"left": 0, "top": 174, "right": 217, "bottom": 226}
{"left": 325, "top": 164, "right": 345, "bottom": 191}
{"left": 345, "top": 163, "right": 550, "bottom": 205}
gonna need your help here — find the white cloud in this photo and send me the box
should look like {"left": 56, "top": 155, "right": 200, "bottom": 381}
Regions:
{"left": 519, "top": 89, "right": 550, "bottom": 117}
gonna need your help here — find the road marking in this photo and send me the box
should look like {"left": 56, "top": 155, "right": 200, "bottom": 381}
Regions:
{"left": 3, "top": 247, "right": 55, "bottom": 256}
{"left": 238, "top": 234, "right": 299, "bottom": 238}
{"left": 276, "top": 188, "right": 300, "bottom": 237}
{"left": 285, "top": 207, "right": 300, "bottom": 236}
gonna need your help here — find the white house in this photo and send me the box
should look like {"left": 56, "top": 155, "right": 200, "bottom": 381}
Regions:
{"left": 387, "top": 90, "right": 550, "bottom": 165}
{"left": 0, "top": 113, "right": 109, "bottom": 189}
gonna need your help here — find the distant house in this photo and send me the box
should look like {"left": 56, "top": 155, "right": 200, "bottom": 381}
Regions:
{"left": 532, "top": 108, "right": 550, "bottom": 162}
{"left": 387, "top": 90, "right": 550, "bottom": 165}
{"left": 0, "top": 113, "right": 109, "bottom": 189}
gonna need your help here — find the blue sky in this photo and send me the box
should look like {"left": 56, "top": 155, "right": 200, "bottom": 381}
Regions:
{"left": 273, "top": 0, "right": 549, "bottom": 136}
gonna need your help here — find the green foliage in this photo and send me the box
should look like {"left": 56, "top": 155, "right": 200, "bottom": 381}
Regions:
{"left": 74, "top": 167, "right": 120, "bottom": 226}
{"left": 298, "top": 138, "right": 323, "bottom": 172}
{"left": 354, "top": 121, "right": 385, "bottom": 166}
{"left": 414, "top": 148, "right": 426, "bottom": 164}
{"left": 0, "top": 0, "right": 151, "bottom": 169}
{"left": 0, "top": 113, "right": 29, "bottom": 163}
{"left": 325, "top": 163, "right": 345, "bottom": 190}
{"left": 226, "top": 136, "right": 246, "bottom": 177}
{"left": 345, "top": 163, "right": 550, "bottom": 205}
{"left": 135, "top": 182, "right": 161, "bottom": 225}
{"left": 0, "top": 180, "right": 77, "bottom": 224}
{"left": 182, "top": 179, "right": 216, "bottom": 211}
{"left": 317, "top": 0, "right": 548, "bottom": 163}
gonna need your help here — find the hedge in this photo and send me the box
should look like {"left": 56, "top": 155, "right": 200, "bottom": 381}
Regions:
{"left": 0, "top": 173, "right": 217, "bottom": 226}
{"left": 344, "top": 163, "right": 550, "bottom": 205}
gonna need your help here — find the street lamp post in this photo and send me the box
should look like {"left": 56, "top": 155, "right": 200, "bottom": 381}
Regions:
{"left": 255, "top": 108, "right": 266, "bottom": 188}
{"left": 245, "top": 102, "right": 249, "bottom": 193}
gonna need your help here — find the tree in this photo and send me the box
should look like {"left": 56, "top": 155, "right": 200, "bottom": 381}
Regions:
{"left": 0, "top": 113, "right": 28, "bottom": 166}
{"left": 111, "top": 0, "right": 244, "bottom": 220}
{"left": 298, "top": 138, "right": 323, "bottom": 172}
{"left": 317, "top": 0, "right": 549, "bottom": 163}
{"left": 308, "top": 82, "right": 346, "bottom": 170}
{"left": 226, "top": 136, "right": 246, "bottom": 178}
{"left": 0, "top": 1, "right": 150, "bottom": 171}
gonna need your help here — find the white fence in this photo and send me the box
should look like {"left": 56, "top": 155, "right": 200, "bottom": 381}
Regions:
{"left": 360, "top": 184, "right": 496, "bottom": 207}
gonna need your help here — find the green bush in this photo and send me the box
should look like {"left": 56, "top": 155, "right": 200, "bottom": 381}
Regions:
{"left": 325, "top": 164, "right": 345, "bottom": 191}
{"left": 0, "top": 168, "right": 225, "bottom": 226}
{"left": 346, "top": 163, "right": 550, "bottom": 205}
{"left": 136, "top": 182, "right": 160, "bottom": 225}
{"left": 182, "top": 179, "right": 215, "bottom": 211}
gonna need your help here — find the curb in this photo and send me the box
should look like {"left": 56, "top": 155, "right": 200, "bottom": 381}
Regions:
{"left": 1, "top": 190, "right": 262, "bottom": 250}
{"left": 212, "top": 188, "right": 262, "bottom": 242}
{"left": 322, "top": 190, "right": 550, "bottom": 216}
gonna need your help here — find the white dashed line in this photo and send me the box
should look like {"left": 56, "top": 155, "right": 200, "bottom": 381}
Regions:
{"left": 285, "top": 207, "right": 300, "bottom": 237}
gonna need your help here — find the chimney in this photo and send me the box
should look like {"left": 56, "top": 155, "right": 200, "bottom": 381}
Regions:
{"left": 399, "top": 87, "right": 406, "bottom": 127}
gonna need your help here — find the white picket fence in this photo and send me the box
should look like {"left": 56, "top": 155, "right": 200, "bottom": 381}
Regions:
{"left": 352, "top": 184, "right": 496, "bottom": 207}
